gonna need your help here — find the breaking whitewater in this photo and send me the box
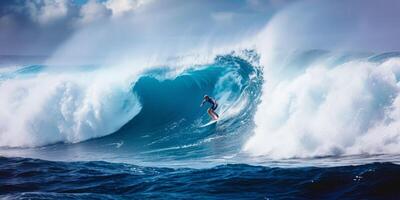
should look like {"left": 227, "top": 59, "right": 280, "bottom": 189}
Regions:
{"left": 1, "top": 49, "right": 400, "bottom": 199}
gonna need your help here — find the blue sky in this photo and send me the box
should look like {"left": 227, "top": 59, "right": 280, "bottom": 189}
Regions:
{"left": 0, "top": 0, "right": 293, "bottom": 55}
{"left": 1, "top": 0, "right": 400, "bottom": 56}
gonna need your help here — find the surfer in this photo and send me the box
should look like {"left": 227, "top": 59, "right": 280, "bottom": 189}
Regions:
{"left": 200, "top": 95, "right": 219, "bottom": 120}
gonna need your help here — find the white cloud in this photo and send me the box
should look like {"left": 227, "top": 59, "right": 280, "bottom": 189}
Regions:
{"left": 26, "top": 0, "right": 68, "bottom": 25}
{"left": 76, "top": 0, "right": 153, "bottom": 25}
{"left": 104, "top": 0, "right": 152, "bottom": 17}
{"left": 78, "top": 0, "right": 111, "bottom": 25}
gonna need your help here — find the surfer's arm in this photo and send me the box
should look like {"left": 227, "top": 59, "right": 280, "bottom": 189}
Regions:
{"left": 200, "top": 99, "right": 205, "bottom": 107}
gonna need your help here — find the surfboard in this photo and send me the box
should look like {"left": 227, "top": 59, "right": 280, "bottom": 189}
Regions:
{"left": 200, "top": 120, "right": 218, "bottom": 127}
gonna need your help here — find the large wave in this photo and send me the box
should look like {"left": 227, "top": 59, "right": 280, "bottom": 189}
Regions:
{"left": 0, "top": 51, "right": 262, "bottom": 153}
{"left": 241, "top": 0, "right": 400, "bottom": 159}
{"left": 3, "top": 49, "right": 400, "bottom": 164}
{"left": 0, "top": 64, "right": 141, "bottom": 147}
{"left": 245, "top": 51, "right": 400, "bottom": 159}
{"left": 2, "top": 0, "right": 400, "bottom": 164}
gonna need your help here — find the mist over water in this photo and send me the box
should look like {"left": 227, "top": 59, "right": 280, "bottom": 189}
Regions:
{"left": 239, "top": 0, "right": 400, "bottom": 159}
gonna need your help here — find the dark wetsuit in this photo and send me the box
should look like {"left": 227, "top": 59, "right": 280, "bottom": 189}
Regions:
{"left": 204, "top": 98, "right": 218, "bottom": 111}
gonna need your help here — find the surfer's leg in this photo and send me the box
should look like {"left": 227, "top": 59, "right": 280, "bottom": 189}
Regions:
{"left": 213, "top": 110, "right": 219, "bottom": 118}
{"left": 211, "top": 110, "right": 219, "bottom": 118}
{"left": 208, "top": 109, "right": 218, "bottom": 120}
{"left": 211, "top": 104, "right": 219, "bottom": 119}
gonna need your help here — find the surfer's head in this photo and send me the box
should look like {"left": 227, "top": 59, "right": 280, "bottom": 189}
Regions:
{"left": 204, "top": 95, "right": 209, "bottom": 100}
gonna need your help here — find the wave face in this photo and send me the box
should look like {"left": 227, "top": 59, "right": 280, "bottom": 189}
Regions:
{"left": 2, "top": 50, "right": 400, "bottom": 199}
{"left": 0, "top": 52, "right": 263, "bottom": 162}
{"left": 91, "top": 52, "right": 263, "bottom": 161}
{"left": 246, "top": 51, "right": 400, "bottom": 159}
{"left": 3, "top": 50, "right": 400, "bottom": 164}
{"left": 1, "top": 157, "right": 399, "bottom": 199}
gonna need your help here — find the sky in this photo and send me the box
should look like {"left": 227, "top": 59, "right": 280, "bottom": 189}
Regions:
{"left": 0, "top": 0, "right": 293, "bottom": 56}
{"left": 1, "top": 0, "right": 400, "bottom": 59}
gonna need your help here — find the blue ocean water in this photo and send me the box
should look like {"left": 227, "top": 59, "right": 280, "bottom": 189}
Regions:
{"left": 1, "top": 157, "right": 400, "bottom": 199}
{"left": 1, "top": 51, "right": 400, "bottom": 199}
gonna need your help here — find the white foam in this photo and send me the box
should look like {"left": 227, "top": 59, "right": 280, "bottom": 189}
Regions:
{"left": 245, "top": 58, "right": 400, "bottom": 158}
{"left": 0, "top": 66, "right": 141, "bottom": 147}
{"left": 243, "top": 0, "right": 400, "bottom": 159}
